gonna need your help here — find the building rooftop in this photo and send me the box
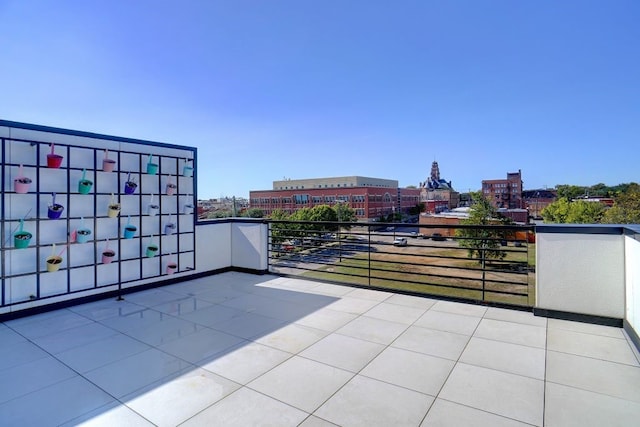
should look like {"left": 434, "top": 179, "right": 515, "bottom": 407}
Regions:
{"left": 2, "top": 272, "right": 639, "bottom": 426}
{"left": 271, "top": 176, "right": 398, "bottom": 191}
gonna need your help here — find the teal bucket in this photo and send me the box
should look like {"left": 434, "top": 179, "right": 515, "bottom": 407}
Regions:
{"left": 123, "top": 225, "right": 137, "bottom": 239}
{"left": 14, "top": 231, "right": 32, "bottom": 249}
{"left": 78, "top": 179, "right": 93, "bottom": 194}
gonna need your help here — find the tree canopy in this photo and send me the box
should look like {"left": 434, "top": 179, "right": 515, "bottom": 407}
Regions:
{"left": 602, "top": 183, "right": 640, "bottom": 224}
{"left": 541, "top": 198, "right": 606, "bottom": 224}
{"left": 242, "top": 208, "right": 264, "bottom": 218}
{"left": 456, "top": 192, "right": 513, "bottom": 263}
{"left": 542, "top": 182, "right": 639, "bottom": 224}
{"left": 268, "top": 204, "right": 358, "bottom": 242}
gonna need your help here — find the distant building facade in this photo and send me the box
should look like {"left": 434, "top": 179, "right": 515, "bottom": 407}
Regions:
{"left": 419, "top": 161, "right": 460, "bottom": 213}
{"left": 522, "top": 189, "right": 557, "bottom": 219}
{"left": 482, "top": 170, "right": 524, "bottom": 209}
{"left": 419, "top": 207, "right": 470, "bottom": 237}
{"left": 197, "top": 197, "right": 249, "bottom": 218}
{"left": 250, "top": 176, "right": 420, "bottom": 220}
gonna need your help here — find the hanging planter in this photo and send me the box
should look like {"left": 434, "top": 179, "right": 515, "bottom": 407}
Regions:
{"left": 124, "top": 172, "right": 137, "bottom": 195}
{"left": 164, "top": 214, "right": 176, "bottom": 235}
{"left": 46, "top": 244, "right": 66, "bottom": 272}
{"left": 101, "top": 239, "right": 116, "bottom": 264}
{"left": 166, "top": 254, "right": 177, "bottom": 274}
{"left": 182, "top": 159, "right": 193, "bottom": 177}
{"left": 182, "top": 196, "right": 194, "bottom": 215}
{"left": 47, "top": 193, "right": 64, "bottom": 219}
{"left": 165, "top": 175, "right": 177, "bottom": 195}
{"left": 13, "top": 219, "right": 32, "bottom": 249}
{"left": 123, "top": 215, "right": 137, "bottom": 239}
{"left": 47, "top": 144, "right": 63, "bottom": 168}
{"left": 102, "top": 149, "right": 116, "bottom": 172}
{"left": 77, "top": 169, "right": 93, "bottom": 194}
{"left": 148, "top": 194, "right": 159, "bottom": 216}
{"left": 107, "top": 193, "right": 121, "bottom": 218}
{"left": 75, "top": 217, "right": 92, "bottom": 244}
{"left": 145, "top": 236, "right": 159, "bottom": 258}
{"left": 146, "top": 154, "right": 158, "bottom": 175}
{"left": 14, "top": 165, "right": 32, "bottom": 194}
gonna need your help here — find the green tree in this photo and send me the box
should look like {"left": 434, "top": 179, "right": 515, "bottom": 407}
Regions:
{"left": 206, "top": 209, "right": 232, "bottom": 219}
{"left": 288, "top": 207, "right": 316, "bottom": 238}
{"left": 456, "top": 192, "right": 512, "bottom": 263}
{"left": 540, "top": 198, "right": 570, "bottom": 223}
{"left": 243, "top": 208, "right": 264, "bottom": 218}
{"left": 541, "top": 198, "right": 605, "bottom": 223}
{"left": 309, "top": 205, "right": 338, "bottom": 223}
{"left": 269, "top": 209, "right": 291, "bottom": 245}
{"left": 610, "top": 182, "right": 638, "bottom": 196}
{"left": 589, "top": 183, "right": 609, "bottom": 197}
{"left": 555, "top": 185, "right": 587, "bottom": 200}
{"left": 603, "top": 183, "right": 640, "bottom": 224}
{"left": 310, "top": 204, "right": 341, "bottom": 236}
{"left": 334, "top": 203, "right": 357, "bottom": 224}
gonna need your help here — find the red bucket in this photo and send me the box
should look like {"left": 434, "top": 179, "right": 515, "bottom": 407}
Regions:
{"left": 47, "top": 154, "right": 63, "bottom": 168}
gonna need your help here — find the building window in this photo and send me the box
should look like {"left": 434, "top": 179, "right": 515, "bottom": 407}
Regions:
{"left": 294, "top": 194, "right": 309, "bottom": 204}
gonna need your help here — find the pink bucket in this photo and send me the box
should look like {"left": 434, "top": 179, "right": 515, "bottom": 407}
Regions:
{"left": 103, "top": 159, "right": 116, "bottom": 172}
{"left": 14, "top": 177, "right": 31, "bottom": 193}
{"left": 166, "top": 263, "right": 177, "bottom": 274}
{"left": 102, "top": 250, "right": 116, "bottom": 264}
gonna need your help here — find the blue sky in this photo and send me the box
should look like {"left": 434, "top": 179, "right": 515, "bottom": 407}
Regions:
{"left": 1, "top": 1, "right": 638, "bottom": 199}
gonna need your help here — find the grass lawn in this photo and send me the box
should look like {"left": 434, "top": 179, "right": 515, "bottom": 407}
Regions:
{"left": 296, "top": 241, "right": 534, "bottom": 307}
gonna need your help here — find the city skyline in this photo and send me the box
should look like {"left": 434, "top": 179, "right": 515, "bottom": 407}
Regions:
{"left": 1, "top": 1, "right": 638, "bottom": 199}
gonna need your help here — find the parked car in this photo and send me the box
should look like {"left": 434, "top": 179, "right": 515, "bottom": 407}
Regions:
{"left": 431, "top": 233, "right": 446, "bottom": 241}
{"left": 393, "top": 237, "right": 408, "bottom": 246}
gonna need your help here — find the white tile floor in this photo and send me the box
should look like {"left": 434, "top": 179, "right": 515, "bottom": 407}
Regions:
{"left": 1, "top": 272, "right": 640, "bottom": 426}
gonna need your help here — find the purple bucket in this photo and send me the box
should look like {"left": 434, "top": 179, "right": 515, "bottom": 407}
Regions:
{"left": 124, "top": 181, "right": 137, "bottom": 195}
{"left": 47, "top": 204, "right": 64, "bottom": 219}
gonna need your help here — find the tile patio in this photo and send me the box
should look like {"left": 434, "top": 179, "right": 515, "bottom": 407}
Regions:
{"left": 1, "top": 272, "right": 639, "bottom": 426}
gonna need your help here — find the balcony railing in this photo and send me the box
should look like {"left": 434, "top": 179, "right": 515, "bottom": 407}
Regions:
{"left": 267, "top": 220, "right": 535, "bottom": 308}
{"left": 2, "top": 215, "right": 638, "bottom": 354}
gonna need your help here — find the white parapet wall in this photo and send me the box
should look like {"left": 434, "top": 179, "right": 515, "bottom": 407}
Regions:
{"left": 536, "top": 225, "right": 626, "bottom": 319}
{"left": 194, "top": 221, "right": 232, "bottom": 272}
{"left": 231, "top": 220, "right": 268, "bottom": 271}
{"left": 194, "top": 219, "right": 267, "bottom": 273}
{"left": 625, "top": 229, "right": 640, "bottom": 339}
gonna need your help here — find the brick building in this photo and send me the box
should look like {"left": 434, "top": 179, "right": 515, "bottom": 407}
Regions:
{"left": 482, "top": 170, "right": 524, "bottom": 209}
{"left": 419, "top": 161, "right": 460, "bottom": 213}
{"left": 250, "top": 176, "right": 420, "bottom": 220}
{"left": 522, "top": 189, "right": 557, "bottom": 219}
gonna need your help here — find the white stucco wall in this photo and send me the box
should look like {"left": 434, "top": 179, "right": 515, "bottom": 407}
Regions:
{"left": 536, "top": 230, "right": 625, "bottom": 318}
{"left": 194, "top": 220, "right": 267, "bottom": 273}
{"left": 194, "top": 222, "right": 232, "bottom": 272}
{"left": 231, "top": 221, "right": 268, "bottom": 271}
{"left": 626, "top": 234, "right": 640, "bottom": 334}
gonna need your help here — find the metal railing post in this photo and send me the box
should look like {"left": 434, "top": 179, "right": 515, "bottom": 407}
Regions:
{"left": 368, "top": 225, "right": 371, "bottom": 287}
{"left": 481, "top": 240, "right": 487, "bottom": 301}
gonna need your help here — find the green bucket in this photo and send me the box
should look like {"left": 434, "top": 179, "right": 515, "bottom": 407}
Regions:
{"left": 14, "top": 231, "right": 32, "bottom": 249}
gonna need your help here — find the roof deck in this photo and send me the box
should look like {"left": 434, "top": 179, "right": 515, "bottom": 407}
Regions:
{"left": 2, "top": 272, "right": 639, "bottom": 426}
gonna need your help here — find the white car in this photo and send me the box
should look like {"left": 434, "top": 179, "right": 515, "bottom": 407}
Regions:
{"left": 393, "top": 237, "right": 408, "bottom": 247}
